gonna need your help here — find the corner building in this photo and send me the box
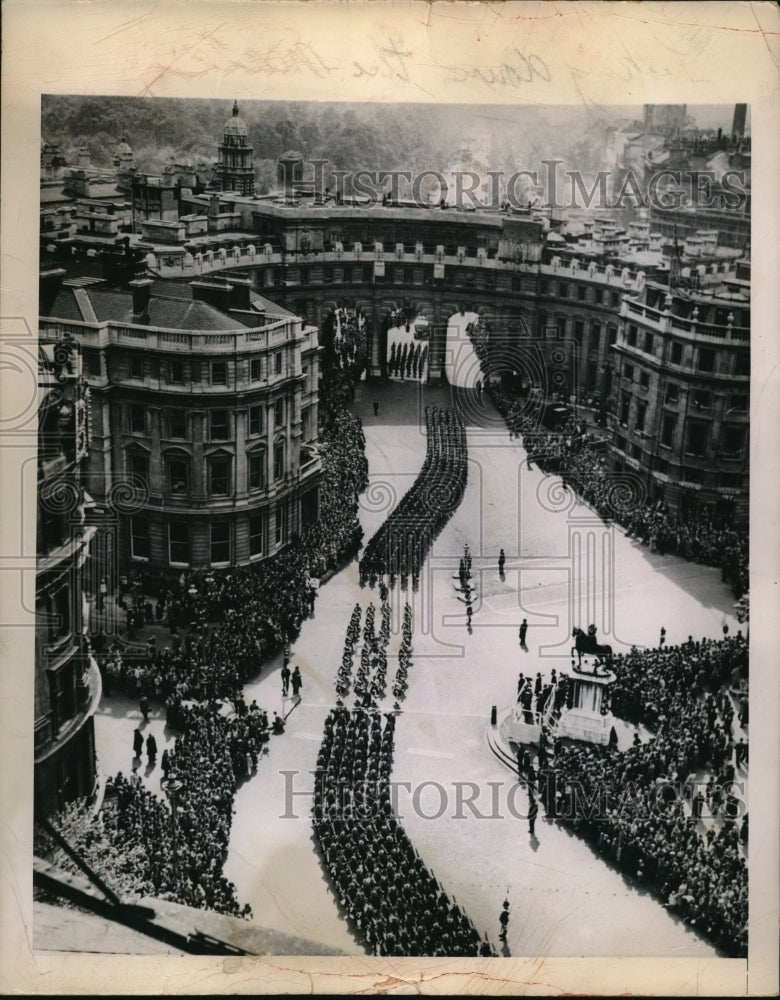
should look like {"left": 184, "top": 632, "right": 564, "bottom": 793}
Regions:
{"left": 608, "top": 260, "right": 749, "bottom": 525}
{"left": 35, "top": 329, "right": 101, "bottom": 815}
{"left": 38, "top": 270, "right": 320, "bottom": 571}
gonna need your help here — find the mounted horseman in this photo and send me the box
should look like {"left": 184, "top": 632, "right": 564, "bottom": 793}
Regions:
{"left": 571, "top": 624, "right": 613, "bottom": 664}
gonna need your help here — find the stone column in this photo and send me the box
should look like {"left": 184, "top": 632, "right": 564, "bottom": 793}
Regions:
{"left": 190, "top": 410, "right": 206, "bottom": 500}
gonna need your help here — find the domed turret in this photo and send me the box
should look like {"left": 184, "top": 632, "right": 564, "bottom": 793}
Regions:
{"left": 215, "top": 101, "right": 254, "bottom": 195}
{"left": 223, "top": 100, "right": 248, "bottom": 138}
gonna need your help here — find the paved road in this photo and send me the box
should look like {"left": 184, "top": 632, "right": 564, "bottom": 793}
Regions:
{"left": 94, "top": 377, "right": 737, "bottom": 956}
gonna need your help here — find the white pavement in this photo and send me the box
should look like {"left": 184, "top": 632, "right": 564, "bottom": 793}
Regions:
{"left": 94, "top": 378, "right": 737, "bottom": 956}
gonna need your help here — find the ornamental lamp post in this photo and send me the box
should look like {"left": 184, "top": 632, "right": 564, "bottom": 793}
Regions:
{"left": 164, "top": 775, "right": 183, "bottom": 883}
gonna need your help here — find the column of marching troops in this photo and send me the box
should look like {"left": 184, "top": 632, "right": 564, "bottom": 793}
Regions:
{"left": 387, "top": 339, "right": 428, "bottom": 381}
{"left": 312, "top": 705, "right": 494, "bottom": 956}
{"left": 360, "top": 406, "right": 468, "bottom": 591}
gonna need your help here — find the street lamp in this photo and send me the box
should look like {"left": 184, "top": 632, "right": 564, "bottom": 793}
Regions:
{"left": 163, "top": 775, "right": 183, "bottom": 884}
{"left": 599, "top": 361, "right": 614, "bottom": 428}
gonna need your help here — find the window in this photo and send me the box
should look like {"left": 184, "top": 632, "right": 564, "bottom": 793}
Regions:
{"left": 248, "top": 452, "right": 266, "bottom": 490}
{"left": 665, "top": 383, "right": 679, "bottom": 405}
{"left": 274, "top": 441, "right": 285, "bottom": 481}
{"left": 697, "top": 348, "right": 715, "bottom": 373}
{"left": 191, "top": 360, "right": 201, "bottom": 382}
{"left": 301, "top": 406, "right": 312, "bottom": 441}
{"left": 131, "top": 517, "right": 150, "bottom": 559}
{"left": 729, "top": 393, "right": 748, "bottom": 412}
{"left": 212, "top": 361, "right": 228, "bottom": 385}
{"left": 249, "top": 405, "right": 263, "bottom": 436}
{"left": 209, "top": 456, "right": 231, "bottom": 496}
{"left": 275, "top": 501, "right": 288, "bottom": 545}
{"left": 210, "top": 523, "right": 231, "bottom": 564}
{"left": 558, "top": 282, "right": 568, "bottom": 298}
{"left": 85, "top": 350, "right": 101, "bottom": 377}
{"left": 128, "top": 355, "right": 144, "bottom": 379}
{"left": 169, "top": 359, "right": 184, "bottom": 383}
{"left": 128, "top": 451, "right": 148, "bottom": 488}
{"left": 168, "top": 409, "right": 187, "bottom": 439}
{"left": 686, "top": 422, "right": 708, "bottom": 457}
{"left": 168, "top": 523, "right": 190, "bottom": 565}
{"left": 574, "top": 320, "right": 584, "bottom": 345}
{"left": 721, "top": 425, "right": 746, "bottom": 456}
{"left": 275, "top": 351, "right": 283, "bottom": 375}
{"left": 611, "top": 291, "right": 620, "bottom": 308}
{"left": 734, "top": 352, "right": 749, "bottom": 376}
{"left": 607, "top": 324, "right": 617, "bottom": 346}
{"left": 274, "top": 398, "right": 284, "bottom": 427}
{"left": 624, "top": 363, "right": 634, "bottom": 382}
{"left": 635, "top": 401, "right": 647, "bottom": 433}
{"left": 615, "top": 434, "right": 627, "bottom": 453}
{"left": 620, "top": 393, "right": 630, "bottom": 425}
{"left": 250, "top": 358, "right": 262, "bottom": 381}
{"left": 661, "top": 414, "right": 676, "bottom": 448}
{"left": 631, "top": 443, "right": 642, "bottom": 460}
{"left": 129, "top": 404, "right": 145, "bottom": 434}
{"left": 577, "top": 284, "right": 586, "bottom": 301}
{"left": 670, "top": 341, "right": 683, "bottom": 365}
{"left": 210, "top": 409, "right": 229, "bottom": 440}
{"left": 692, "top": 389, "right": 711, "bottom": 410}
{"left": 643, "top": 332, "right": 654, "bottom": 355}
{"left": 49, "top": 662, "right": 76, "bottom": 734}
{"left": 591, "top": 321, "right": 601, "bottom": 343}
{"left": 640, "top": 371, "right": 650, "bottom": 390}
{"left": 167, "top": 456, "right": 189, "bottom": 496}
{"left": 627, "top": 325, "right": 637, "bottom": 348}
{"left": 249, "top": 514, "right": 265, "bottom": 557}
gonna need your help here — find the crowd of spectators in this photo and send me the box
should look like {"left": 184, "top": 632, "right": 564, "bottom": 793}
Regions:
{"left": 37, "top": 700, "right": 273, "bottom": 917}
{"left": 360, "top": 405, "right": 467, "bottom": 590}
{"left": 538, "top": 635, "right": 748, "bottom": 957}
{"left": 313, "top": 706, "right": 493, "bottom": 956}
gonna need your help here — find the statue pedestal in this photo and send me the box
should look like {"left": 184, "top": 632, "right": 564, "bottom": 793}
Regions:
{"left": 556, "top": 661, "right": 616, "bottom": 746}
{"left": 556, "top": 707, "right": 614, "bottom": 745}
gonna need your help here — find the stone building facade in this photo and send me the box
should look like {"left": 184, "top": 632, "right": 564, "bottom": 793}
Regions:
{"left": 35, "top": 328, "right": 101, "bottom": 816}
{"left": 608, "top": 260, "right": 749, "bottom": 525}
{"left": 38, "top": 271, "right": 320, "bottom": 572}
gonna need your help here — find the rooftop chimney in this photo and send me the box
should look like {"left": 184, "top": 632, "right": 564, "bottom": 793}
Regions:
{"left": 129, "top": 277, "right": 152, "bottom": 324}
{"left": 190, "top": 279, "right": 232, "bottom": 314}
{"left": 229, "top": 277, "right": 252, "bottom": 311}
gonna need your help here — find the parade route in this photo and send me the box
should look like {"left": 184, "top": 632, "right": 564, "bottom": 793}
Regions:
{"left": 94, "top": 378, "right": 738, "bottom": 956}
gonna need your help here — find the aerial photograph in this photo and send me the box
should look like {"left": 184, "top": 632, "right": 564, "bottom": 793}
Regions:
{"left": 33, "top": 96, "right": 750, "bottom": 959}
